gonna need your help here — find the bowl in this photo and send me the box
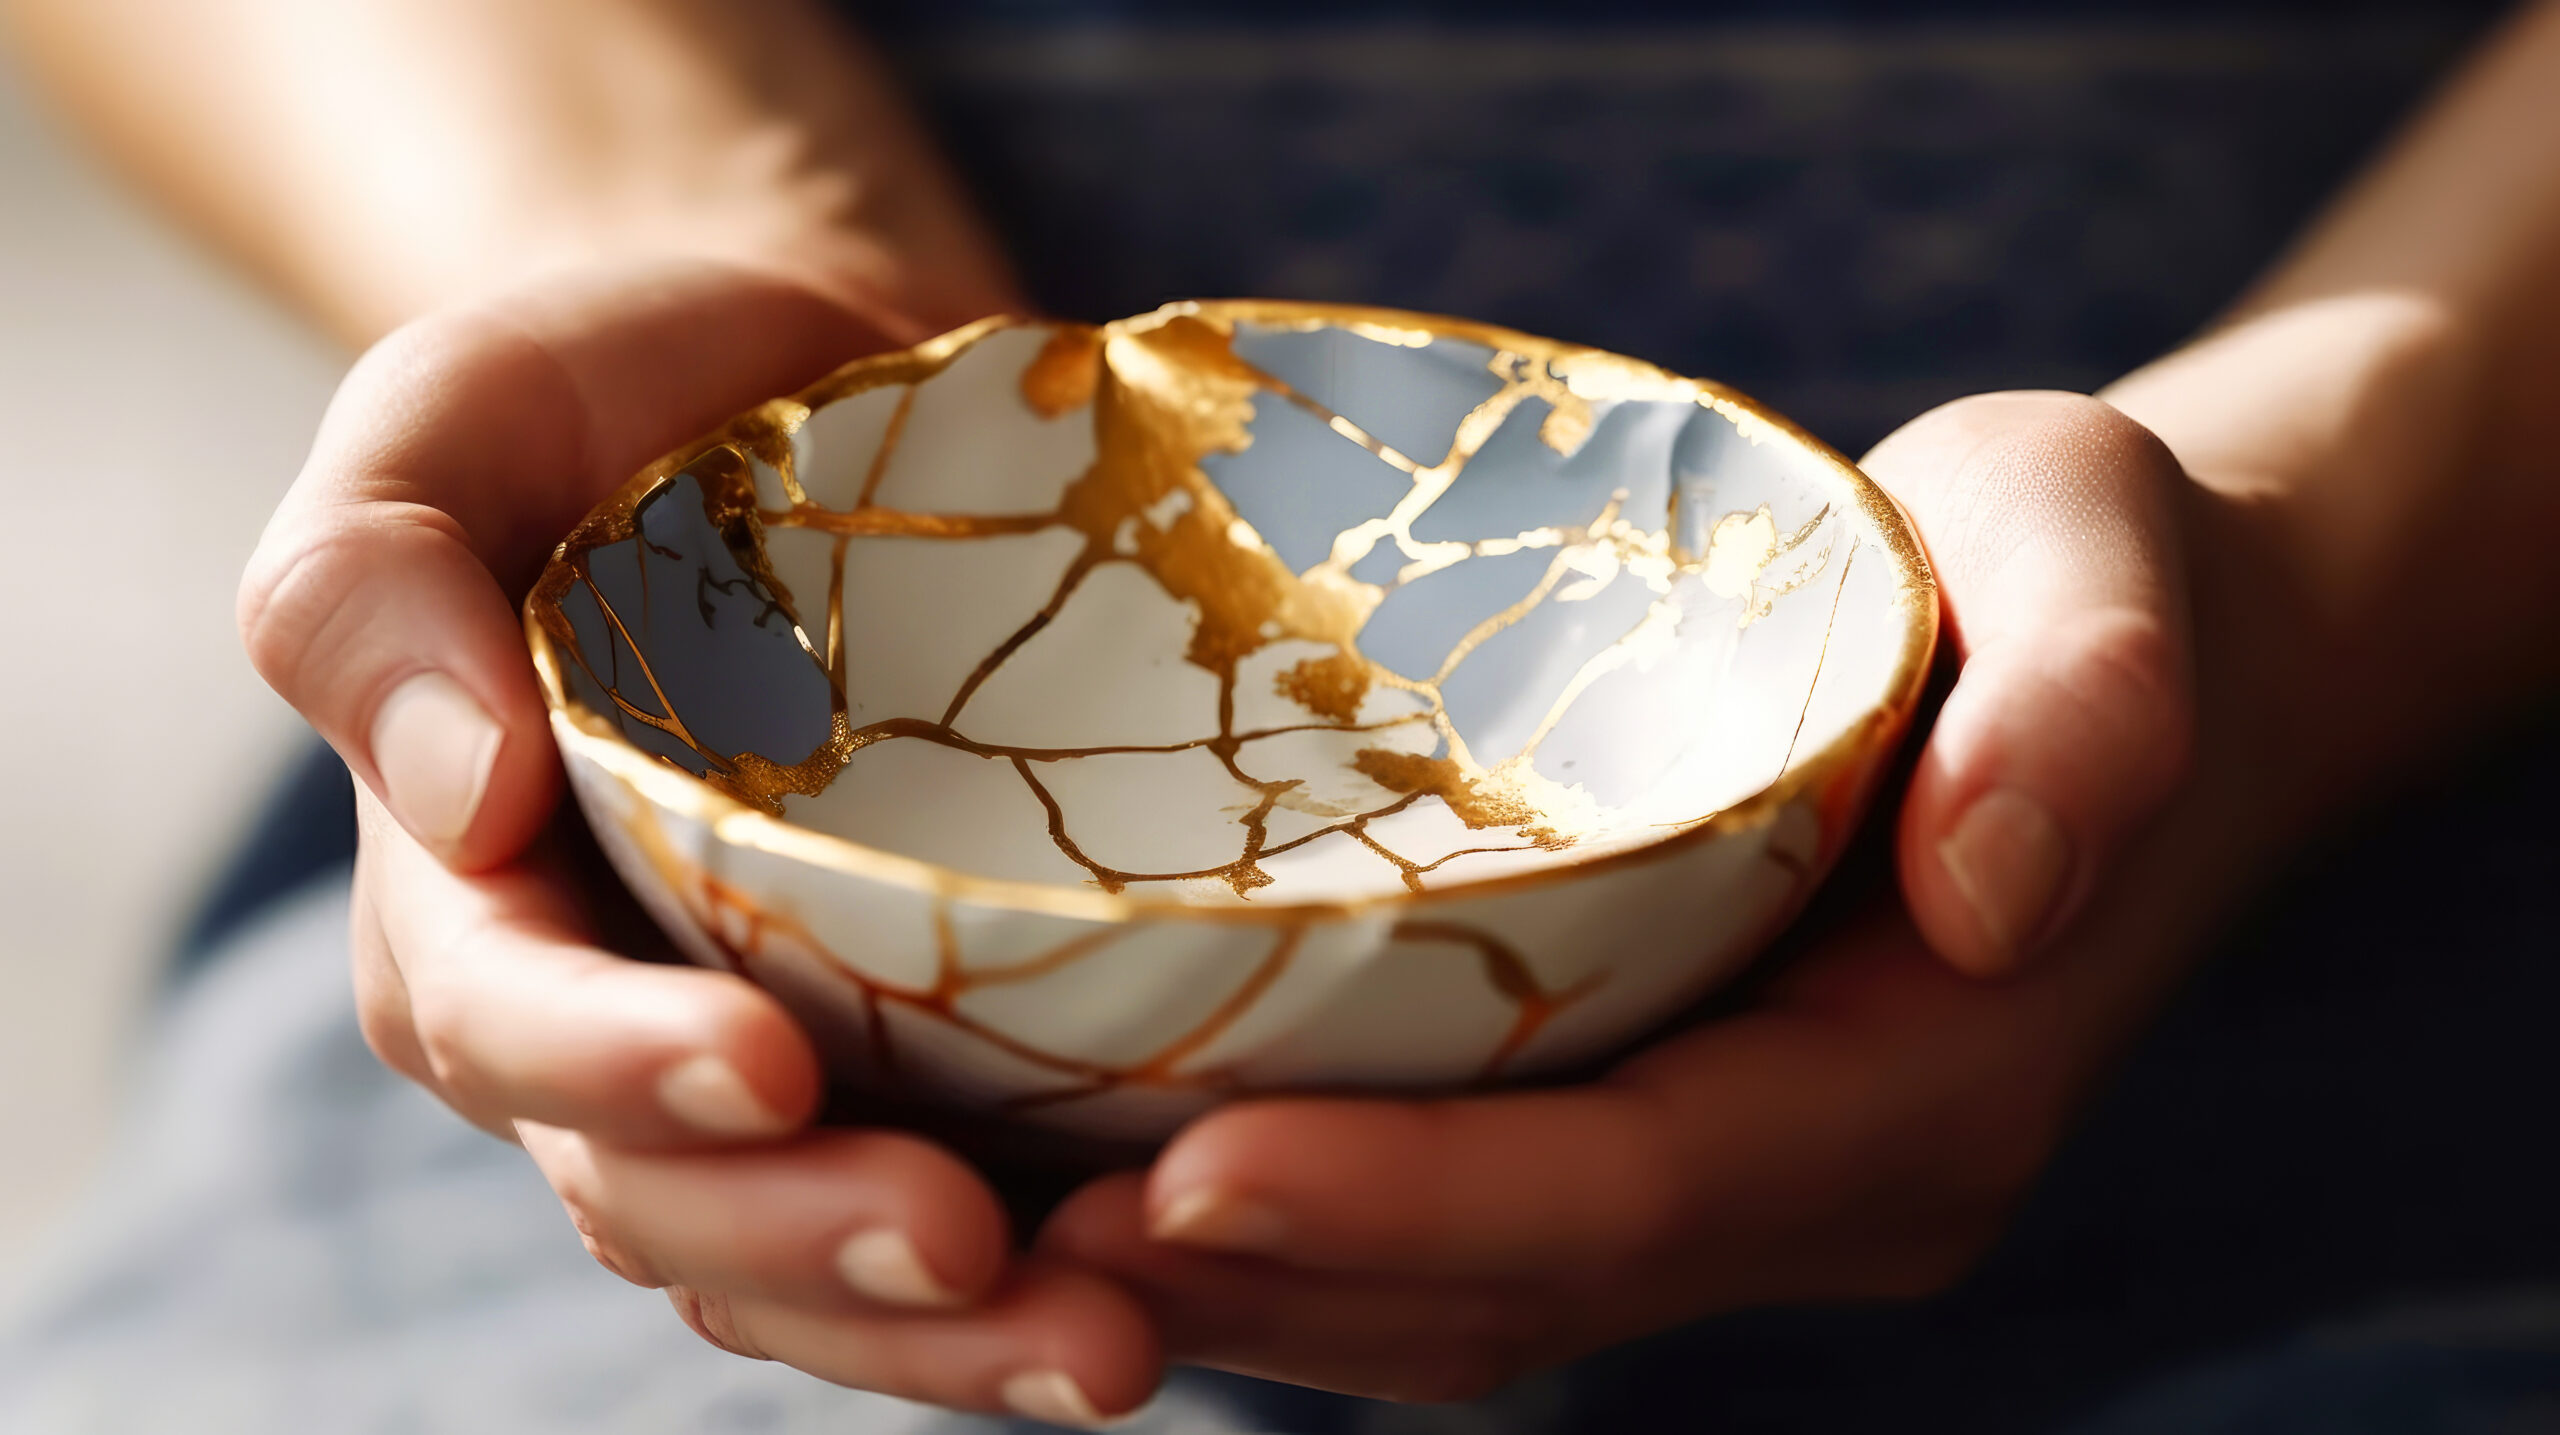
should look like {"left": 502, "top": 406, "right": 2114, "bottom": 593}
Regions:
{"left": 526, "top": 301, "right": 1935, "bottom": 1142}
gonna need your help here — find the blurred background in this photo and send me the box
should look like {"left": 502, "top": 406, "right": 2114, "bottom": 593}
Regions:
{"left": 0, "top": 61, "right": 337, "bottom": 1279}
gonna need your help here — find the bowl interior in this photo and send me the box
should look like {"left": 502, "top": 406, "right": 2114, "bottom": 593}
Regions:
{"left": 535, "top": 306, "right": 1927, "bottom": 907}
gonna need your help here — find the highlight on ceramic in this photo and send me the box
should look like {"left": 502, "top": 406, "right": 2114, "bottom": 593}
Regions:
{"left": 525, "top": 301, "right": 1937, "bottom": 1141}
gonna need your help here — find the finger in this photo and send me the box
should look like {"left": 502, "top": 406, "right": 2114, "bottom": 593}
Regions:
{"left": 347, "top": 841, "right": 523, "bottom": 1141}
{"left": 238, "top": 260, "right": 887, "bottom": 870}
{"left": 363, "top": 789, "right": 821, "bottom": 1145}
{"left": 515, "top": 1122, "right": 1009, "bottom": 1312}
{"left": 347, "top": 832, "right": 428, "bottom": 1088}
{"left": 1043, "top": 1174, "right": 1546, "bottom": 1404}
{"left": 1139, "top": 912, "right": 2066, "bottom": 1304}
{"left": 1862, "top": 391, "right": 2196, "bottom": 976}
{"left": 669, "top": 1259, "right": 1162, "bottom": 1427}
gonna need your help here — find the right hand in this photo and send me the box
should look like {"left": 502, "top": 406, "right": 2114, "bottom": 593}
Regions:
{"left": 238, "top": 258, "right": 1167, "bottom": 1427}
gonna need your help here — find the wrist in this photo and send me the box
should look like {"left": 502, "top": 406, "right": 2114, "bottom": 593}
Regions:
{"left": 2100, "top": 291, "right": 2486, "bottom": 612}
{"left": 2106, "top": 291, "right": 2560, "bottom": 841}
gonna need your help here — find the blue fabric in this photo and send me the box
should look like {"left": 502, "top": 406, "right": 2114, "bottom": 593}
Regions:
{"left": 2068, "top": 1298, "right": 2560, "bottom": 1435}
{"left": 171, "top": 740, "right": 355, "bottom": 977}
{"left": 861, "top": 10, "right": 2504, "bottom": 456}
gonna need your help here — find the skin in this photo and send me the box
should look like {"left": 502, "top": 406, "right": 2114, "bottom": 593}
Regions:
{"left": 10, "top": 0, "right": 2560, "bottom": 1421}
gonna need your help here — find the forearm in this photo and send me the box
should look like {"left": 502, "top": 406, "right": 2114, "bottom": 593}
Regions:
{"left": 2, "top": 0, "right": 1016, "bottom": 345}
{"left": 2102, "top": 0, "right": 2560, "bottom": 813}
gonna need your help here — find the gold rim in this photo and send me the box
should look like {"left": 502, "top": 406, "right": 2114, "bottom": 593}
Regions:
{"left": 525, "top": 300, "right": 1939, "bottom": 925}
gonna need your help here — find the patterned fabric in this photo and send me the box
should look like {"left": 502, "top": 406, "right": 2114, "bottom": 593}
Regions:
{"left": 860, "top": 11, "right": 2504, "bottom": 453}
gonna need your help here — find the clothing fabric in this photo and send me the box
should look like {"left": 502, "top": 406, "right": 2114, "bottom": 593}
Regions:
{"left": 854, "top": 1, "right": 2507, "bottom": 453}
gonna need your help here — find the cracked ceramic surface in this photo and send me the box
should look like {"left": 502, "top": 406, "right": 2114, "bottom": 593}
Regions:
{"left": 526, "top": 302, "right": 1935, "bottom": 1141}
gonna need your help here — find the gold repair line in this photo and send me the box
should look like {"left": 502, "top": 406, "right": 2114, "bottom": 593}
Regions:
{"left": 1390, "top": 918, "right": 1608, "bottom": 1082}
{"left": 1417, "top": 570, "right": 1576, "bottom": 775}
{"left": 656, "top": 818, "right": 1192, "bottom": 1095}
{"left": 854, "top": 385, "right": 918, "bottom": 511}
{"left": 1248, "top": 371, "right": 1426, "bottom": 475}
{"left": 771, "top": 405, "right": 815, "bottom": 509}
{"left": 1010, "top": 755, "right": 1124, "bottom": 892}
{"left": 1745, "top": 505, "right": 1837, "bottom": 623}
{"left": 1778, "top": 545, "right": 1858, "bottom": 776}
{"left": 824, "top": 533, "right": 850, "bottom": 691}
{"left": 1429, "top": 495, "right": 1626, "bottom": 689}
{"left": 958, "top": 925, "right": 1128, "bottom": 987}
{"left": 1130, "top": 924, "right": 1305, "bottom": 1077}
{"left": 568, "top": 564, "right": 725, "bottom": 763}
{"left": 833, "top": 712, "right": 1433, "bottom": 766}
{"left": 527, "top": 302, "right": 1940, "bottom": 923}
{"left": 836, "top": 713, "right": 1432, "bottom": 765}
{"left": 1200, "top": 666, "right": 1289, "bottom": 897}
{"left": 1505, "top": 596, "right": 1675, "bottom": 768}
{"left": 1326, "top": 382, "right": 1539, "bottom": 575}
{"left": 939, "top": 553, "right": 1102, "bottom": 727}
{"left": 759, "top": 507, "right": 1060, "bottom": 538}
{"left": 929, "top": 897, "right": 961, "bottom": 994}
{"left": 1413, "top": 842, "right": 1548, "bottom": 877}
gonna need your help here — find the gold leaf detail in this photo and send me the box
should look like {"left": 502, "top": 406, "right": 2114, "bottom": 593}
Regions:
{"left": 1274, "top": 650, "right": 1372, "bottom": 723}
{"left": 1020, "top": 324, "right": 1103, "bottom": 418}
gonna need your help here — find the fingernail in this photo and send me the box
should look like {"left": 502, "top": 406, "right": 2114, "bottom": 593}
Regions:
{"left": 370, "top": 671, "right": 503, "bottom": 854}
{"left": 1937, "top": 786, "right": 2073, "bottom": 962}
{"left": 834, "top": 1227, "right": 961, "bottom": 1309}
{"left": 1000, "top": 1369, "right": 1116, "bottom": 1429}
{"left": 655, "top": 1054, "right": 789, "bottom": 1138}
{"left": 1149, "top": 1186, "right": 1290, "bottom": 1255}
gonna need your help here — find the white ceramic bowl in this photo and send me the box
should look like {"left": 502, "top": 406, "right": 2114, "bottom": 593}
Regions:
{"left": 527, "top": 302, "right": 1935, "bottom": 1142}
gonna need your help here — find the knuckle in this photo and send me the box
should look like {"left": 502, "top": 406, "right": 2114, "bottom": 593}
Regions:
{"left": 567, "top": 1208, "right": 660, "bottom": 1289}
{"left": 235, "top": 522, "right": 343, "bottom": 697}
{"left": 237, "top": 508, "right": 475, "bottom": 712}
{"left": 1915, "top": 391, "right": 2180, "bottom": 515}
{"left": 405, "top": 989, "right": 478, "bottom": 1097}
{"left": 578, "top": 1230, "right": 652, "bottom": 1287}
{"left": 2052, "top": 609, "right": 2196, "bottom": 795}
{"left": 668, "top": 1288, "right": 768, "bottom": 1362}
{"left": 530, "top": 1134, "right": 659, "bottom": 1288}
{"left": 349, "top": 987, "right": 425, "bottom": 1083}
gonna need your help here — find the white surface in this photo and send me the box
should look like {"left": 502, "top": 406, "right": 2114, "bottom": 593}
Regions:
{"left": 0, "top": 62, "right": 340, "bottom": 1275}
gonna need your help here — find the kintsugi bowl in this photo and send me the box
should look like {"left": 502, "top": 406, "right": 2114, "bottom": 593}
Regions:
{"left": 526, "top": 302, "right": 1935, "bottom": 1141}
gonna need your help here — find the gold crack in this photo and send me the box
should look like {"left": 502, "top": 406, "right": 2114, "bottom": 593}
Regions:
{"left": 1779, "top": 545, "right": 1859, "bottom": 777}
{"left": 1390, "top": 919, "right": 1608, "bottom": 1082}
{"left": 534, "top": 308, "right": 1895, "bottom": 904}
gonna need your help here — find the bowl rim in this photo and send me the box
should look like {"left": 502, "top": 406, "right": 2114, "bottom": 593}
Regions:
{"left": 524, "top": 299, "right": 1938, "bottom": 925}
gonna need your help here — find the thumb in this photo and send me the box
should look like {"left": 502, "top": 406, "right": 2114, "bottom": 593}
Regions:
{"left": 238, "top": 261, "right": 886, "bottom": 870}
{"left": 1862, "top": 391, "right": 2195, "bottom": 978}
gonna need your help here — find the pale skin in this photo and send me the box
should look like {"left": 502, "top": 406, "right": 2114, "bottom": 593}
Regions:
{"left": 9, "top": 0, "right": 2560, "bottom": 1422}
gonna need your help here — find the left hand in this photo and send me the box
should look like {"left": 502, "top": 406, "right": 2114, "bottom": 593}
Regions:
{"left": 1038, "top": 392, "right": 2228, "bottom": 1399}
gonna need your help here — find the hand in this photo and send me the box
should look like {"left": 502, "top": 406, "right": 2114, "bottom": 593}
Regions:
{"left": 1883, "top": 394, "right": 2197, "bottom": 978}
{"left": 239, "top": 259, "right": 1164, "bottom": 1427}
{"left": 1036, "top": 394, "right": 2232, "bottom": 1399}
